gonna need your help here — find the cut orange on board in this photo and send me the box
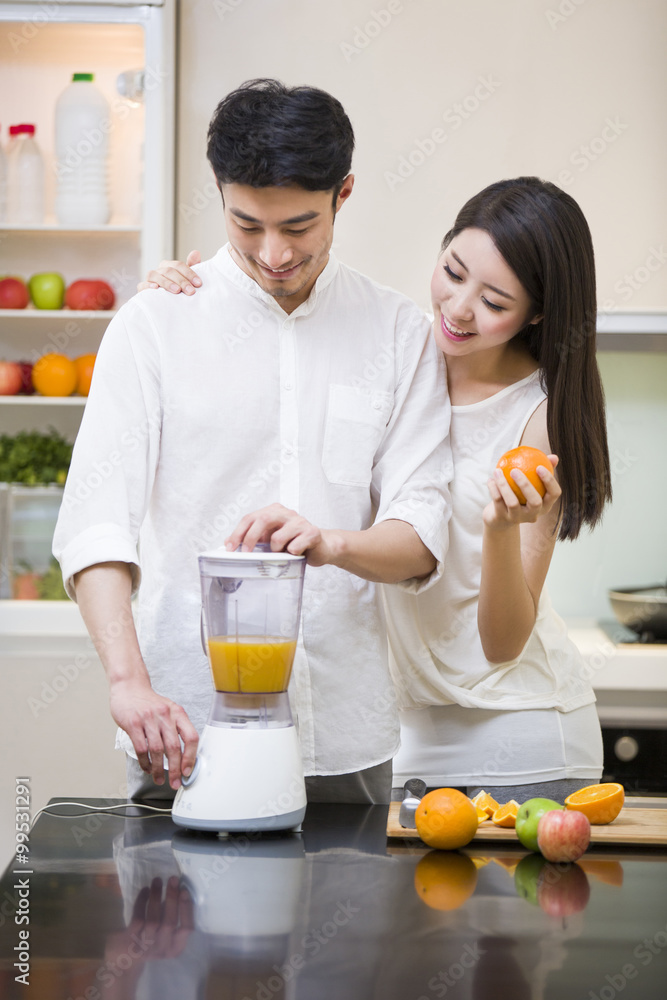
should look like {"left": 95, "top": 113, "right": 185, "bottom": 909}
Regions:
{"left": 414, "top": 788, "right": 479, "bottom": 851}
{"left": 564, "top": 783, "right": 625, "bottom": 825}
{"left": 496, "top": 446, "right": 554, "bottom": 504}
{"left": 414, "top": 851, "right": 478, "bottom": 911}
{"left": 491, "top": 800, "right": 520, "bottom": 828}
{"left": 475, "top": 806, "right": 490, "bottom": 825}
{"left": 471, "top": 790, "right": 500, "bottom": 818}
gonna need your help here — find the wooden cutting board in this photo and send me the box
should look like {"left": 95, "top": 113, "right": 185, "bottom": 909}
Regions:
{"left": 387, "top": 803, "right": 667, "bottom": 846}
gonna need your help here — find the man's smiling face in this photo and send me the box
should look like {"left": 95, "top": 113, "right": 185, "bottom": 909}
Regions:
{"left": 222, "top": 177, "right": 354, "bottom": 313}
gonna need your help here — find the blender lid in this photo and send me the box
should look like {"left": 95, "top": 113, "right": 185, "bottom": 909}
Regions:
{"left": 199, "top": 545, "right": 305, "bottom": 562}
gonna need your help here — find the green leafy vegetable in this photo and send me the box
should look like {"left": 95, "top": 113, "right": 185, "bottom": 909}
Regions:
{"left": 0, "top": 429, "right": 72, "bottom": 485}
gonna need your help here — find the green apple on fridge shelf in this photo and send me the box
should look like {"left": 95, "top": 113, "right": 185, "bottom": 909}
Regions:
{"left": 28, "top": 272, "right": 66, "bottom": 310}
{"left": 515, "top": 798, "right": 562, "bottom": 852}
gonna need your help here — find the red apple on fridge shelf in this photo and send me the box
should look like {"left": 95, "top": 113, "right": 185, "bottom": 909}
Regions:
{"left": 17, "top": 361, "right": 34, "bottom": 395}
{"left": 0, "top": 277, "right": 29, "bottom": 309}
{"left": 536, "top": 861, "right": 591, "bottom": 917}
{"left": 65, "top": 279, "right": 115, "bottom": 311}
{"left": 0, "top": 360, "right": 24, "bottom": 395}
{"left": 28, "top": 272, "right": 65, "bottom": 310}
{"left": 537, "top": 808, "right": 591, "bottom": 863}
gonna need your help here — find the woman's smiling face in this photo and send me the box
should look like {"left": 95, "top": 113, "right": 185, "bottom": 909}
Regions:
{"left": 431, "top": 227, "right": 540, "bottom": 357}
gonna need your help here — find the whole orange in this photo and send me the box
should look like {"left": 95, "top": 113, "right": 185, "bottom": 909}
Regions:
{"left": 31, "top": 353, "right": 77, "bottom": 397}
{"left": 74, "top": 353, "right": 97, "bottom": 396}
{"left": 496, "top": 446, "right": 555, "bottom": 504}
{"left": 414, "top": 850, "right": 478, "bottom": 910}
{"left": 414, "top": 788, "right": 479, "bottom": 850}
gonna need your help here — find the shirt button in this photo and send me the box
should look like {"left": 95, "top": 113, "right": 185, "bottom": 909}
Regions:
{"left": 372, "top": 399, "right": 382, "bottom": 410}
{"left": 283, "top": 382, "right": 294, "bottom": 390}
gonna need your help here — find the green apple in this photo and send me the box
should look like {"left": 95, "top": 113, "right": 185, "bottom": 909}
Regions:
{"left": 513, "top": 853, "right": 547, "bottom": 905}
{"left": 28, "top": 272, "right": 65, "bottom": 310}
{"left": 515, "top": 798, "right": 562, "bottom": 852}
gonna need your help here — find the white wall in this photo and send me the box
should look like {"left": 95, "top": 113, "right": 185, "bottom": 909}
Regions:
{"left": 0, "top": 647, "right": 126, "bottom": 867}
{"left": 174, "top": 0, "right": 667, "bottom": 618}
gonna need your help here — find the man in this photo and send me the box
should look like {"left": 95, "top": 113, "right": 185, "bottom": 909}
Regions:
{"left": 54, "top": 79, "right": 452, "bottom": 804}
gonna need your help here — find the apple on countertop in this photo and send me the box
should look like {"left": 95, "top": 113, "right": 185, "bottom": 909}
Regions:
{"left": 537, "top": 808, "right": 591, "bottom": 863}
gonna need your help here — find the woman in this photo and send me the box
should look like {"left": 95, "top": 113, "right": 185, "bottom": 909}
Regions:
{"left": 141, "top": 177, "right": 611, "bottom": 803}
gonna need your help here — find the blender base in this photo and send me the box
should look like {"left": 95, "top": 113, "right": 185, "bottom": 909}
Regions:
{"left": 172, "top": 723, "right": 307, "bottom": 833}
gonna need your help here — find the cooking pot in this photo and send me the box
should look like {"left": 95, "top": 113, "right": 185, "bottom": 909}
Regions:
{"left": 608, "top": 585, "right": 667, "bottom": 641}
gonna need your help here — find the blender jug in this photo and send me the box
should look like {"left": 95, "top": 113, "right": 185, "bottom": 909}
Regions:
{"left": 172, "top": 546, "right": 308, "bottom": 833}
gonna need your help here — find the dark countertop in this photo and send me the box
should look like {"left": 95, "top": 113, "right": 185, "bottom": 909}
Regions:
{"left": 1, "top": 798, "right": 667, "bottom": 999}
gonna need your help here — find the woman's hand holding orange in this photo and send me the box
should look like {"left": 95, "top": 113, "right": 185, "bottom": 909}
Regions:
{"left": 483, "top": 454, "right": 561, "bottom": 529}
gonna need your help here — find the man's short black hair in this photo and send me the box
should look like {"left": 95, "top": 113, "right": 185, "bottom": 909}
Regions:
{"left": 207, "top": 78, "right": 355, "bottom": 196}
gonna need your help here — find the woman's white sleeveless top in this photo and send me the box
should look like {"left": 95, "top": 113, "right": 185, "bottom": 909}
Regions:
{"left": 382, "top": 369, "right": 595, "bottom": 713}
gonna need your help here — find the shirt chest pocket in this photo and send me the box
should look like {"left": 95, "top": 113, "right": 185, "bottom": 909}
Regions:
{"left": 322, "top": 384, "right": 393, "bottom": 487}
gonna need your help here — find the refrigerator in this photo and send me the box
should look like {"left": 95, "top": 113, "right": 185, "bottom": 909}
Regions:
{"left": 0, "top": 0, "right": 175, "bottom": 601}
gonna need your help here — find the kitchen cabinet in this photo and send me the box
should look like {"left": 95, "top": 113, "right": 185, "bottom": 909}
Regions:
{"left": 0, "top": 0, "right": 175, "bottom": 632}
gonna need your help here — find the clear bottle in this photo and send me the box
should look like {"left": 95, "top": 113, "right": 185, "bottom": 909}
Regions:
{"left": 55, "top": 72, "right": 111, "bottom": 226}
{"left": 6, "top": 124, "right": 44, "bottom": 225}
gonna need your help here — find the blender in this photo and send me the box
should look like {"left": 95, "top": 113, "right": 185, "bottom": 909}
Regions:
{"left": 172, "top": 545, "right": 307, "bottom": 833}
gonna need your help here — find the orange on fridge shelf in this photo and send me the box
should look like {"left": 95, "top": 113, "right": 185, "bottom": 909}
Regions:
{"left": 414, "top": 850, "right": 478, "bottom": 911}
{"left": 496, "top": 446, "right": 555, "bottom": 504}
{"left": 414, "top": 788, "right": 479, "bottom": 850}
{"left": 564, "top": 783, "right": 625, "bottom": 825}
{"left": 74, "top": 353, "right": 97, "bottom": 396}
{"left": 491, "top": 799, "right": 520, "bottom": 828}
{"left": 31, "top": 353, "right": 77, "bottom": 397}
{"left": 471, "top": 790, "right": 500, "bottom": 818}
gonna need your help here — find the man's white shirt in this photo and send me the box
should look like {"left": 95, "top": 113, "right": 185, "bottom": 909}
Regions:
{"left": 54, "top": 246, "right": 452, "bottom": 774}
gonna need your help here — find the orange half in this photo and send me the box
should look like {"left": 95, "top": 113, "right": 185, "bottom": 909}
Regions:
{"left": 491, "top": 799, "right": 520, "bottom": 828}
{"left": 471, "top": 790, "right": 500, "bottom": 818}
{"left": 564, "top": 782, "right": 625, "bottom": 825}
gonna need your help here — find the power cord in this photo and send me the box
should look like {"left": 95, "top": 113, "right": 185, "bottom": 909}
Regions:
{"left": 30, "top": 800, "right": 174, "bottom": 830}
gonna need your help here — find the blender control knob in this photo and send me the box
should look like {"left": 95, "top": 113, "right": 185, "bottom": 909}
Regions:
{"left": 181, "top": 757, "right": 201, "bottom": 787}
{"left": 614, "top": 735, "right": 639, "bottom": 762}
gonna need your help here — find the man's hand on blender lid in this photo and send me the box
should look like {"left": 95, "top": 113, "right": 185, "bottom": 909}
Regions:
{"left": 226, "top": 503, "right": 330, "bottom": 563}
{"left": 137, "top": 250, "right": 202, "bottom": 295}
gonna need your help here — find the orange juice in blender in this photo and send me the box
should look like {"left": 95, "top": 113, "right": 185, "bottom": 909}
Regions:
{"left": 208, "top": 635, "right": 297, "bottom": 693}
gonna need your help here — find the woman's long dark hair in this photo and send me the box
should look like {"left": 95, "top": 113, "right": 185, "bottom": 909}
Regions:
{"left": 442, "top": 177, "right": 611, "bottom": 540}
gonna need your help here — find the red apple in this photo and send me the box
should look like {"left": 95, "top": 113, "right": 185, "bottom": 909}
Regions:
{"left": 0, "top": 360, "right": 23, "bottom": 395}
{"left": 537, "top": 861, "right": 591, "bottom": 917}
{"left": 537, "top": 808, "right": 591, "bottom": 863}
{"left": 65, "top": 279, "right": 115, "bottom": 311}
{"left": 0, "top": 277, "right": 29, "bottom": 309}
{"left": 17, "top": 361, "right": 34, "bottom": 395}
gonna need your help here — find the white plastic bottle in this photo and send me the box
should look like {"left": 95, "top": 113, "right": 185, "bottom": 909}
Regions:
{"left": 0, "top": 127, "right": 7, "bottom": 223}
{"left": 6, "top": 124, "right": 44, "bottom": 225}
{"left": 55, "top": 72, "right": 111, "bottom": 226}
